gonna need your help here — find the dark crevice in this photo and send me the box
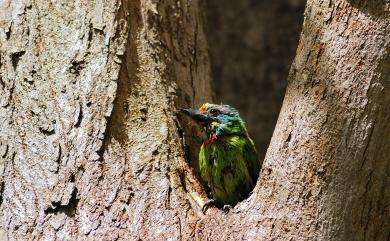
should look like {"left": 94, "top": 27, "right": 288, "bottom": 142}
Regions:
{"left": 11, "top": 51, "right": 25, "bottom": 70}
{"left": 189, "top": 17, "right": 199, "bottom": 108}
{"left": 179, "top": 171, "right": 188, "bottom": 193}
{"left": 78, "top": 164, "right": 85, "bottom": 173}
{"left": 165, "top": 172, "right": 172, "bottom": 209}
{"left": 87, "top": 23, "right": 93, "bottom": 50}
{"left": 93, "top": 28, "right": 105, "bottom": 35}
{"left": 74, "top": 103, "right": 83, "bottom": 128}
{"left": 174, "top": 117, "right": 191, "bottom": 164}
{"left": 0, "top": 181, "right": 4, "bottom": 207}
{"left": 1, "top": 143, "right": 8, "bottom": 158}
{"left": 6, "top": 21, "right": 12, "bottom": 40}
{"left": 69, "top": 173, "right": 75, "bottom": 183}
{"left": 140, "top": 106, "right": 148, "bottom": 121}
{"left": 6, "top": 30, "right": 11, "bottom": 40}
{"left": 44, "top": 187, "right": 79, "bottom": 217}
{"left": 176, "top": 115, "right": 203, "bottom": 176}
{"left": 96, "top": 117, "right": 110, "bottom": 161}
{"left": 39, "top": 126, "right": 55, "bottom": 136}
{"left": 54, "top": 144, "right": 61, "bottom": 173}
{"left": 0, "top": 78, "right": 5, "bottom": 90}
{"left": 69, "top": 60, "right": 85, "bottom": 76}
{"left": 286, "top": 131, "right": 292, "bottom": 143}
{"left": 24, "top": 77, "right": 34, "bottom": 85}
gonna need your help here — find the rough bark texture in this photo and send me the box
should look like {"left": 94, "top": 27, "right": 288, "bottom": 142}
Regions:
{"left": 0, "top": 0, "right": 389, "bottom": 241}
{"left": 0, "top": 0, "right": 213, "bottom": 240}
{"left": 205, "top": 0, "right": 306, "bottom": 160}
{"left": 195, "top": 0, "right": 390, "bottom": 240}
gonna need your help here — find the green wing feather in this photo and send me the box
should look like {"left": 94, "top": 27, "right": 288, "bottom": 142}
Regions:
{"left": 199, "top": 145, "right": 211, "bottom": 185}
{"left": 198, "top": 135, "right": 260, "bottom": 205}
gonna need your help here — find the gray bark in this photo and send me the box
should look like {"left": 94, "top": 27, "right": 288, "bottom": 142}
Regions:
{"left": 0, "top": 0, "right": 389, "bottom": 241}
{"left": 0, "top": 0, "right": 213, "bottom": 240}
{"left": 196, "top": 1, "right": 390, "bottom": 240}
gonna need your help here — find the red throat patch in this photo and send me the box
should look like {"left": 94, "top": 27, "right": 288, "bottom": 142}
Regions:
{"left": 204, "top": 133, "right": 217, "bottom": 145}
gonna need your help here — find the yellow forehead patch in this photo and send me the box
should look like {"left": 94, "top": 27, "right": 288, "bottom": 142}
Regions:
{"left": 210, "top": 121, "right": 219, "bottom": 128}
{"left": 199, "top": 103, "right": 210, "bottom": 111}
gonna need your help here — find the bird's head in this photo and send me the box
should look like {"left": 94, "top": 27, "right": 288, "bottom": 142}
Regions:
{"left": 181, "top": 103, "right": 247, "bottom": 140}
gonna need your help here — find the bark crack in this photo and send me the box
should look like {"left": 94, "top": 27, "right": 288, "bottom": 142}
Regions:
{"left": 10, "top": 51, "right": 25, "bottom": 70}
{"left": 0, "top": 181, "right": 4, "bottom": 207}
{"left": 44, "top": 187, "right": 79, "bottom": 217}
{"left": 189, "top": 17, "right": 199, "bottom": 107}
{"left": 359, "top": 119, "right": 376, "bottom": 171}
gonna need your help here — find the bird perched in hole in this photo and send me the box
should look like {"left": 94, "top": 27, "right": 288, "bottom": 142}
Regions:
{"left": 181, "top": 103, "right": 260, "bottom": 209}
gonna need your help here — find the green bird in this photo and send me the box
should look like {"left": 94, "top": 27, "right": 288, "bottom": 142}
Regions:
{"left": 181, "top": 103, "right": 260, "bottom": 208}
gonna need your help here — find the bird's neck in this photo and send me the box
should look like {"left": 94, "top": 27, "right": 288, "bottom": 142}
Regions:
{"left": 203, "top": 133, "right": 247, "bottom": 146}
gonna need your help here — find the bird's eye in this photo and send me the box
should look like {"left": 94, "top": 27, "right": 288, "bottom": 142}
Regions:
{"left": 209, "top": 108, "right": 219, "bottom": 116}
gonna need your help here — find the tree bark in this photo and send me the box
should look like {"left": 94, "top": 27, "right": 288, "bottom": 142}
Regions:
{"left": 196, "top": 1, "right": 390, "bottom": 240}
{"left": 0, "top": 1, "right": 389, "bottom": 241}
{"left": 0, "top": 0, "right": 213, "bottom": 240}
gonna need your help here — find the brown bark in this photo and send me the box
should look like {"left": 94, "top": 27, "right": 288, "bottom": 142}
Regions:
{"left": 0, "top": 0, "right": 389, "bottom": 241}
{"left": 196, "top": 0, "right": 390, "bottom": 240}
{"left": 0, "top": 0, "right": 213, "bottom": 240}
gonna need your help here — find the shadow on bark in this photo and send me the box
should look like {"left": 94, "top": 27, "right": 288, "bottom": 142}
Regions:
{"left": 347, "top": 0, "right": 389, "bottom": 18}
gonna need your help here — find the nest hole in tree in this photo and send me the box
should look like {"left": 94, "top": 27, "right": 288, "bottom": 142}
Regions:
{"left": 176, "top": 110, "right": 261, "bottom": 212}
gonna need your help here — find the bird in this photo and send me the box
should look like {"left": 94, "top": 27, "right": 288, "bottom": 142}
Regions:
{"left": 181, "top": 103, "right": 260, "bottom": 209}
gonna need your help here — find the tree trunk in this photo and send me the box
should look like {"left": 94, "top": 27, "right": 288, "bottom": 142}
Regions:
{"left": 0, "top": 0, "right": 213, "bottom": 240}
{"left": 0, "top": 1, "right": 389, "bottom": 241}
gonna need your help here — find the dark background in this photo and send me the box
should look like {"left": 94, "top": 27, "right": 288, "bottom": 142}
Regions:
{"left": 205, "top": 0, "right": 306, "bottom": 160}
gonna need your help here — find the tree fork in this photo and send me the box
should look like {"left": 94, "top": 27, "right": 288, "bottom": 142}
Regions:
{"left": 0, "top": 0, "right": 389, "bottom": 240}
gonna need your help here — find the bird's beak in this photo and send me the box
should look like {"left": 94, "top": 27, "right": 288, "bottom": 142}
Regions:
{"left": 180, "top": 108, "right": 211, "bottom": 124}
